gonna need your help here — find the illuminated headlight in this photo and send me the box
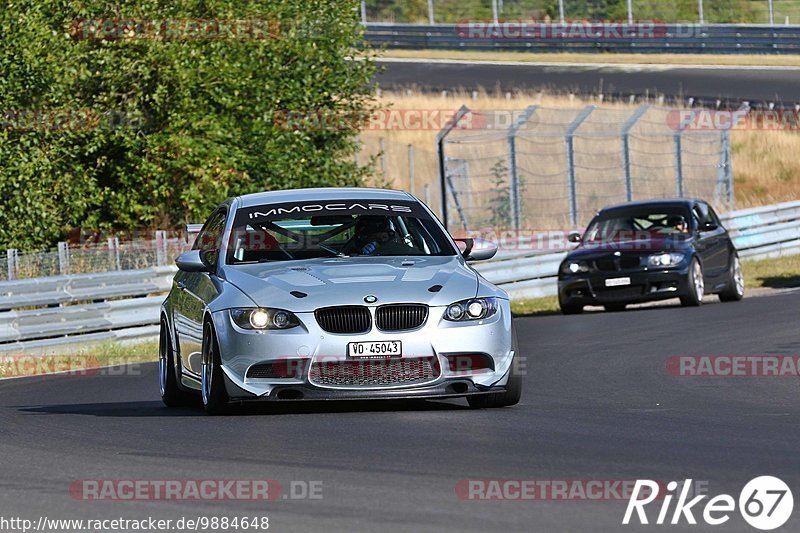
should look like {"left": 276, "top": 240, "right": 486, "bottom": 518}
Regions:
{"left": 445, "top": 298, "right": 498, "bottom": 322}
{"left": 562, "top": 261, "right": 589, "bottom": 274}
{"left": 230, "top": 308, "right": 300, "bottom": 330}
{"left": 647, "top": 252, "right": 685, "bottom": 267}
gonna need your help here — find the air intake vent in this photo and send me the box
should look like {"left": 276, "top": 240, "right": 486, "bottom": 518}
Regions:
{"left": 314, "top": 306, "right": 371, "bottom": 334}
{"left": 376, "top": 304, "right": 428, "bottom": 332}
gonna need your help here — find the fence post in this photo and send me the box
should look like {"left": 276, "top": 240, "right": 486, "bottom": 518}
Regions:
{"left": 155, "top": 230, "right": 167, "bottom": 267}
{"left": 108, "top": 237, "right": 121, "bottom": 271}
{"left": 378, "top": 137, "right": 386, "bottom": 176}
{"left": 565, "top": 106, "right": 595, "bottom": 227}
{"left": 716, "top": 130, "right": 734, "bottom": 210}
{"left": 407, "top": 144, "right": 415, "bottom": 195}
{"left": 6, "top": 249, "right": 17, "bottom": 280}
{"left": 621, "top": 105, "right": 650, "bottom": 202}
{"left": 427, "top": 0, "right": 434, "bottom": 24}
{"left": 436, "top": 105, "right": 471, "bottom": 230}
{"left": 674, "top": 131, "right": 684, "bottom": 198}
{"left": 507, "top": 105, "right": 538, "bottom": 231}
{"left": 57, "top": 241, "right": 70, "bottom": 275}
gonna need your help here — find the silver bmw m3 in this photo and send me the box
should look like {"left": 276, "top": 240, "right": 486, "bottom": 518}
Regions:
{"left": 159, "top": 188, "right": 521, "bottom": 414}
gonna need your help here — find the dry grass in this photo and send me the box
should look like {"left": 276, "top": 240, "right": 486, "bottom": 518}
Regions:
{"left": 383, "top": 49, "right": 800, "bottom": 67}
{"left": 361, "top": 89, "right": 800, "bottom": 215}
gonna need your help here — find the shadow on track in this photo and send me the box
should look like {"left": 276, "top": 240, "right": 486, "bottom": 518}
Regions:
{"left": 15, "top": 398, "right": 471, "bottom": 417}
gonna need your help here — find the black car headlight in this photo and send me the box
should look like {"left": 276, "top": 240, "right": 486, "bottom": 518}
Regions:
{"left": 230, "top": 308, "right": 300, "bottom": 330}
{"left": 444, "top": 298, "right": 498, "bottom": 321}
{"left": 561, "top": 260, "right": 589, "bottom": 274}
{"left": 646, "top": 252, "right": 685, "bottom": 267}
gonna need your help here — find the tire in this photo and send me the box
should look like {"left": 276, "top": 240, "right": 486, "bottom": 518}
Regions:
{"left": 467, "top": 328, "right": 522, "bottom": 408}
{"left": 603, "top": 303, "right": 627, "bottom": 312}
{"left": 159, "top": 318, "right": 193, "bottom": 407}
{"left": 680, "top": 257, "right": 704, "bottom": 307}
{"left": 201, "top": 320, "right": 230, "bottom": 415}
{"left": 718, "top": 254, "right": 745, "bottom": 302}
{"left": 559, "top": 294, "right": 583, "bottom": 315}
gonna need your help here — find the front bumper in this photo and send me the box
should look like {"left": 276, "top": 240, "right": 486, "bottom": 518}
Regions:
{"left": 210, "top": 301, "right": 515, "bottom": 401}
{"left": 558, "top": 266, "right": 690, "bottom": 306}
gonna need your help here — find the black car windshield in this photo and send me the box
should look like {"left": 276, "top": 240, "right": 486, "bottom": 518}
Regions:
{"left": 583, "top": 207, "right": 692, "bottom": 244}
{"left": 226, "top": 201, "right": 457, "bottom": 263}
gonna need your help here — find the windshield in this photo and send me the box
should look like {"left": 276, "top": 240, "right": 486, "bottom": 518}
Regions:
{"left": 583, "top": 207, "right": 692, "bottom": 244}
{"left": 226, "top": 200, "right": 457, "bottom": 264}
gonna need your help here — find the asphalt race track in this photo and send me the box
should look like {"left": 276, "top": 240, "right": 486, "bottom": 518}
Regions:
{"left": 375, "top": 58, "right": 800, "bottom": 105}
{"left": 1, "top": 291, "right": 798, "bottom": 532}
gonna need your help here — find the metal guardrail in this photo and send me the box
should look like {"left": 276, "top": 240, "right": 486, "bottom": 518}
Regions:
{"left": 0, "top": 266, "right": 175, "bottom": 352}
{"left": 365, "top": 23, "right": 800, "bottom": 54}
{"left": 0, "top": 200, "right": 797, "bottom": 350}
{"left": 473, "top": 200, "right": 800, "bottom": 300}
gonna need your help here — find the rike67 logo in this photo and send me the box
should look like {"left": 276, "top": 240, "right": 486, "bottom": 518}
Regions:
{"left": 623, "top": 477, "right": 793, "bottom": 530}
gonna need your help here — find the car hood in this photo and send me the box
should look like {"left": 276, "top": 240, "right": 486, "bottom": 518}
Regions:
{"left": 220, "top": 256, "right": 478, "bottom": 312}
{"left": 567, "top": 236, "right": 694, "bottom": 260}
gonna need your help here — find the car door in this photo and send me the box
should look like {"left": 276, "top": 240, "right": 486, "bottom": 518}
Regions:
{"left": 173, "top": 209, "right": 227, "bottom": 378}
{"left": 693, "top": 203, "right": 728, "bottom": 282}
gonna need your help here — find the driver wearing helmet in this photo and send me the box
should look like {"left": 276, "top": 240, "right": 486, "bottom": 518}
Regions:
{"left": 345, "top": 216, "right": 421, "bottom": 256}
{"left": 667, "top": 214, "right": 689, "bottom": 234}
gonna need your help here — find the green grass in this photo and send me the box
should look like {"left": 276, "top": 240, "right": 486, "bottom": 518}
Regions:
{"left": 511, "top": 254, "right": 800, "bottom": 317}
{"left": 0, "top": 340, "right": 158, "bottom": 378}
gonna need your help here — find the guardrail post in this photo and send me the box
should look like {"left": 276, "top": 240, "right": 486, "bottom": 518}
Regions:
{"left": 57, "top": 241, "right": 70, "bottom": 275}
{"left": 155, "top": 230, "right": 167, "bottom": 266}
{"left": 565, "top": 106, "right": 595, "bottom": 227}
{"left": 6, "top": 249, "right": 17, "bottom": 280}
{"left": 108, "top": 237, "right": 121, "bottom": 271}
{"left": 407, "top": 144, "right": 415, "bottom": 195}
{"left": 621, "top": 105, "right": 650, "bottom": 202}
{"left": 507, "top": 105, "right": 538, "bottom": 231}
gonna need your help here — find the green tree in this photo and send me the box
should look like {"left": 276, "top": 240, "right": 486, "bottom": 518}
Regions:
{"left": 0, "top": 0, "right": 376, "bottom": 249}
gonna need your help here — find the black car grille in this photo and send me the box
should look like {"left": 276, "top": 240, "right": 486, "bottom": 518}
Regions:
{"left": 314, "top": 306, "right": 371, "bottom": 334}
{"left": 376, "top": 304, "right": 428, "bottom": 331}
{"left": 594, "top": 256, "right": 642, "bottom": 272}
{"left": 309, "top": 357, "right": 439, "bottom": 387}
{"left": 593, "top": 285, "right": 645, "bottom": 302}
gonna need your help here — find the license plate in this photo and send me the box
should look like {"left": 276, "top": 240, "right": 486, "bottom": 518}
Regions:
{"left": 348, "top": 341, "right": 402, "bottom": 358}
{"left": 605, "top": 277, "right": 631, "bottom": 287}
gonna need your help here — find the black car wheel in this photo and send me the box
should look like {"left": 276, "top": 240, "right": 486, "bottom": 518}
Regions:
{"left": 467, "top": 328, "right": 522, "bottom": 408}
{"left": 159, "top": 318, "right": 192, "bottom": 407}
{"left": 680, "top": 257, "right": 704, "bottom": 307}
{"left": 559, "top": 293, "right": 583, "bottom": 315}
{"left": 604, "top": 303, "right": 627, "bottom": 312}
{"left": 718, "top": 254, "right": 745, "bottom": 302}
{"left": 202, "top": 320, "right": 230, "bottom": 415}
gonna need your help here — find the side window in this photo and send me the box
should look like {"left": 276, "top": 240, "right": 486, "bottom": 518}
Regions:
{"left": 192, "top": 210, "right": 227, "bottom": 268}
{"left": 696, "top": 203, "right": 716, "bottom": 230}
{"left": 691, "top": 207, "right": 703, "bottom": 232}
{"left": 706, "top": 205, "right": 722, "bottom": 226}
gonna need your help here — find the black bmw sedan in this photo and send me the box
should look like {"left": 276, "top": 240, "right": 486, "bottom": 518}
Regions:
{"left": 558, "top": 199, "right": 744, "bottom": 314}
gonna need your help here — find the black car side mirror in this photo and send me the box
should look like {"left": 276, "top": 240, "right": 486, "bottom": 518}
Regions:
{"left": 176, "top": 250, "right": 215, "bottom": 273}
{"left": 567, "top": 231, "right": 582, "bottom": 243}
{"left": 699, "top": 222, "right": 718, "bottom": 232}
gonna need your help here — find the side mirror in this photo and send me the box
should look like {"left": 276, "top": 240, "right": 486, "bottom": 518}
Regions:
{"left": 699, "top": 222, "right": 718, "bottom": 232}
{"left": 567, "top": 231, "right": 582, "bottom": 243}
{"left": 455, "top": 238, "right": 497, "bottom": 261}
{"left": 176, "top": 250, "right": 213, "bottom": 273}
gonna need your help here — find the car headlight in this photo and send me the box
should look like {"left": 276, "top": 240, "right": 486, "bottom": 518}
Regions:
{"left": 561, "top": 260, "right": 589, "bottom": 274}
{"left": 444, "top": 298, "right": 498, "bottom": 321}
{"left": 647, "top": 252, "right": 685, "bottom": 268}
{"left": 230, "top": 308, "right": 300, "bottom": 330}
